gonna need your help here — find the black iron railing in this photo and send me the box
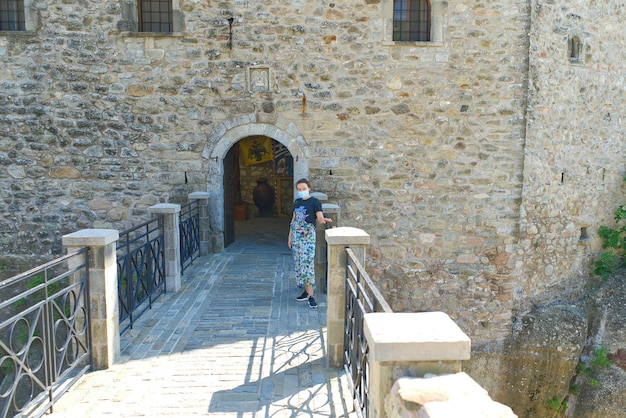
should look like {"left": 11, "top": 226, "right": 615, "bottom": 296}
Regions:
{"left": 117, "top": 217, "right": 166, "bottom": 334}
{"left": 179, "top": 200, "right": 200, "bottom": 274}
{"left": 344, "top": 247, "right": 392, "bottom": 418}
{"left": 0, "top": 248, "right": 91, "bottom": 418}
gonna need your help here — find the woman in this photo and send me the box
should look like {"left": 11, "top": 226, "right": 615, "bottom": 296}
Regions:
{"left": 287, "top": 178, "right": 332, "bottom": 308}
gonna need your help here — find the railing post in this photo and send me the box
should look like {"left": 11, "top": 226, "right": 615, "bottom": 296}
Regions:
{"left": 325, "top": 226, "right": 370, "bottom": 367}
{"left": 364, "top": 311, "right": 471, "bottom": 417}
{"left": 149, "top": 203, "right": 182, "bottom": 292}
{"left": 188, "top": 191, "right": 211, "bottom": 256}
{"left": 315, "top": 203, "right": 340, "bottom": 293}
{"left": 62, "top": 229, "right": 120, "bottom": 370}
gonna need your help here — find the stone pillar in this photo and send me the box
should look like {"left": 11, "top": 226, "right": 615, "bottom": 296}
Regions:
{"left": 315, "top": 203, "right": 341, "bottom": 293}
{"left": 62, "top": 229, "right": 120, "bottom": 370}
{"left": 149, "top": 203, "right": 182, "bottom": 293}
{"left": 364, "top": 311, "right": 472, "bottom": 418}
{"left": 188, "top": 191, "right": 211, "bottom": 256}
{"left": 312, "top": 192, "right": 328, "bottom": 293}
{"left": 325, "top": 227, "right": 370, "bottom": 367}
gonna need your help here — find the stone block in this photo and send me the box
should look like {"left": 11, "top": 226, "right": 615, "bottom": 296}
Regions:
{"left": 386, "top": 374, "right": 517, "bottom": 418}
{"left": 365, "top": 312, "right": 471, "bottom": 362}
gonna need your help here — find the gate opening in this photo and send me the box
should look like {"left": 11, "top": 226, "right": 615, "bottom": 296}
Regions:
{"left": 222, "top": 136, "right": 294, "bottom": 248}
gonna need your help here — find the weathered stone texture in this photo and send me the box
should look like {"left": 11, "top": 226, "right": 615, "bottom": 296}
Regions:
{"left": 0, "top": 0, "right": 624, "bottom": 353}
{"left": 517, "top": 0, "right": 625, "bottom": 311}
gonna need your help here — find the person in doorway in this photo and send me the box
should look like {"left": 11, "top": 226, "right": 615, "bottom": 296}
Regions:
{"left": 287, "top": 178, "right": 332, "bottom": 308}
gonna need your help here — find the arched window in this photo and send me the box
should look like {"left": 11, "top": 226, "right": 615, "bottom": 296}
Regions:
{"left": 393, "top": 0, "right": 431, "bottom": 42}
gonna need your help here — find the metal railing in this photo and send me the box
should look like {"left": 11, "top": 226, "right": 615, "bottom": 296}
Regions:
{"left": 179, "top": 200, "right": 200, "bottom": 274}
{"left": 344, "top": 247, "right": 392, "bottom": 418}
{"left": 117, "top": 217, "right": 166, "bottom": 334}
{"left": 0, "top": 248, "right": 91, "bottom": 418}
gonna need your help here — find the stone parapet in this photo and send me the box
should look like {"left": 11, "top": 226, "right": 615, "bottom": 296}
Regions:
{"left": 365, "top": 312, "right": 471, "bottom": 362}
{"left": 365, "top": 311, "right": 472, "bottom": 417}
{"left": 311, "top": 191, "right": 327, "bottom": 201}
{"left": 315, "top": 203, "right": 340, "bottom": 293}
{"left": 325, "top": 226, "right": 370, "bottom": 367}
{"left": 62, "top": 229, "right": 120, "bottom": 370}
{"left": 149, "top": 204, "right": 182, "bottom": 293}
{"left": 385, "top": 373, "right": 517, "bottom": 418}
{"left": 188, "top": 192, "right": 211, "bottom": 256}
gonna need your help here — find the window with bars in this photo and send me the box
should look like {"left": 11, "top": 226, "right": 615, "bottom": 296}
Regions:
{"left": 0, "top": 0, "right": 25, "bottom": 31}
{"left": 139, "top": 0, "right": 173, "bottom": 33}
{"left": 393, "top": 0, "right": 431, "bottom": 42}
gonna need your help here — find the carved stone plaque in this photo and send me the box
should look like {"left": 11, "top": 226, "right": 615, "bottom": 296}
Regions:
{"left": 249, "top": 67, "right": 270, "bottom": 92}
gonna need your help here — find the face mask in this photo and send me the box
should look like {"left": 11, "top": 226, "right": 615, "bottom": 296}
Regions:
{"left": 297, "top": 190, "right": 309, "bottom": 199}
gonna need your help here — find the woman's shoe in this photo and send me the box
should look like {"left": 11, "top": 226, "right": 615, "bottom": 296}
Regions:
{"left": 295, "top": 291, "right": 309, "bottom": 301}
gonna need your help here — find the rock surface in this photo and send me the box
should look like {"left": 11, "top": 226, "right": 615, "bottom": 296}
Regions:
{"left": 467, "top": 274, "right": 626, "bottom": 418}
{"left": 566, "top": 275, "right": 626, "bottom": 418}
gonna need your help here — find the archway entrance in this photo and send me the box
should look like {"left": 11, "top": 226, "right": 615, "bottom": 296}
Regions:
{"left": 222, "top": 136, "right": 294, "bottom": 247}
{"left": 202, "top": 116, "right": 310, "bottom": 252}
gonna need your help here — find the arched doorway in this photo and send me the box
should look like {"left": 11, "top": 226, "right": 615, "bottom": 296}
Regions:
{"left": 202, "top": 115, "right": 310, "bottom": 252}
{"left": 222, "top": 136, "right": 294, "bottom": 247}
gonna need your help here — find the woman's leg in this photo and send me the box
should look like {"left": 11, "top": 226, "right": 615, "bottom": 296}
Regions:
{"left": 292, "top": 225, "right": 316, "bottom": 295}
{"left": 305, "top": 284, "right": 314, "bottom": 297}
{"left": 301, "top": 227, "right": 316, "bottom": 296}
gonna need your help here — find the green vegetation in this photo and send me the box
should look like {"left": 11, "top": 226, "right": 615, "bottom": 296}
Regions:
{"left": 591, "top": 346, "right": 612, "bottom": 368}
{"left": 10, "top": 273, "right": 63, "bottom": 312}
{"left": 547, "top": 396, "right": 567, "bottom": 412}
{"left": 574, "top": 346, "right": 614, "bottom": 392}
{"left": 594, "top": 177, "right": 626, "bottom": 279}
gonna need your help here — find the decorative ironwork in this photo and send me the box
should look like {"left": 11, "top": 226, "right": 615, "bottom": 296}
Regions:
{"left": 344, "top": 248, "right": 392, "bottom": 418}
{"left": 117, "top": 217, "right": 166, "bottom": 334}
{"left": 0, "top": 248, "right": 91, "bottom": 418}
{"left": 179, "top": 200, "right": 200, "bottom": 274}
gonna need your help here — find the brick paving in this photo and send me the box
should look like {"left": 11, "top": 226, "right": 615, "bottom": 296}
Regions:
{"left": 48, "top": 218, "right": 356, "bottom": 417}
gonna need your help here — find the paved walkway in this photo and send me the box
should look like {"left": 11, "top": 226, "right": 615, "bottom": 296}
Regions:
{"left": 49, "top": 217, "right": 356, "bottom": 417}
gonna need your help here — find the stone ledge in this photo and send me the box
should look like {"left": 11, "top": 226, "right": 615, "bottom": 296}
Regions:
{"left": 386, "top": 373, "right": 517, "bottom": 418}
{"left": 322, "top": 203, "right": 340, "bottom": 214}
{"left": 188, "top": 192, "right": 210, "bottom": 199}
{"left": 149, "top": 203, "right": 181, "bottom": 214}
{"left": 312, "top": 191, "right": 328, "bottom": 201}
{"left": 365, "top": 312, "right": 471, "bottom": 362}
{"left": 62, "top": 229, "right": 119, "bottom": 247}
{"left": 325, "top": 226, "right": 370, "bottom": 245}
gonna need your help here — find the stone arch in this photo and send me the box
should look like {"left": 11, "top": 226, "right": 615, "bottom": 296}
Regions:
{"left": 201, "top": 114, "right": 310, "bottom": 252}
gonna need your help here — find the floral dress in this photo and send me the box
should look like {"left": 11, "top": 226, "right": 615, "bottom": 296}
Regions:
{"left": 290, "top": 197, "right": 321, "bottom": 290}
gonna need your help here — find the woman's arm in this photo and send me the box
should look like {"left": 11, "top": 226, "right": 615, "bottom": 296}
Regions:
{"left": 288, "top": 213, "right": 294, "bottom": 249}
{"left": 316, "top": 211, "right": 332, "bottom": 225}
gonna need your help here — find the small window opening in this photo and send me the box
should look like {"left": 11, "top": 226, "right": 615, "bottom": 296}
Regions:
{"left": 139, "top": 0, "right": 173, "bottom": 33}
{"left": 579, "top": 227, "right": 589, "bottom": 242}
{"left": 561, "top": 173, "right": 565, "bottom": 183}
{"left": 393, "top": 0, "right": 431, "bottom": 42}
{"left": 569, "top": 36, "right": 581, "bottom": 62}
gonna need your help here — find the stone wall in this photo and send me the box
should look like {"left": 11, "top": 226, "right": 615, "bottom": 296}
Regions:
{"left": 0, "top": 0, "right": 624, "bottom": 347}
{"left": 517, "top": 0, "right": 625, "bottom": 309}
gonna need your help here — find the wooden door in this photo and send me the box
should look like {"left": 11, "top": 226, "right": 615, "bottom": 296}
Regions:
{"left": 223, "top": 145, "right": 238, "bottom": 247}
